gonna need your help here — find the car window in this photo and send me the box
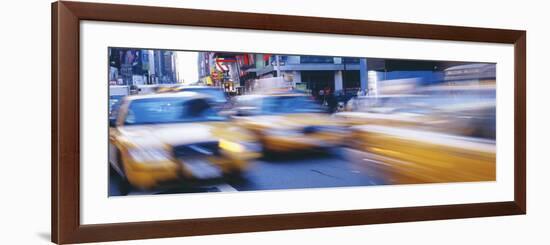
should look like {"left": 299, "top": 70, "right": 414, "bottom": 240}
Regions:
{"left": 124, "top": 97, "right": 225, "bottom": 125}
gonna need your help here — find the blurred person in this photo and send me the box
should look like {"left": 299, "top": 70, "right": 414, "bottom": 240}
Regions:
{"left": 326, "top": 90, "right": 338, "bottom": 113}
{"left": 318, "top": 89, "right": 325, "bottom": 104}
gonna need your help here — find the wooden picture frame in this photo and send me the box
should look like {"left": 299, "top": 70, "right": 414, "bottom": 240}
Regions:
{"left": 52, "top": 1, "right": 526, "bottom": 244}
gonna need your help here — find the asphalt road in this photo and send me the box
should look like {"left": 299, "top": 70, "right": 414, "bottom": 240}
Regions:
{"left": 109, "top": 148, "right": 396, "bottom": 196}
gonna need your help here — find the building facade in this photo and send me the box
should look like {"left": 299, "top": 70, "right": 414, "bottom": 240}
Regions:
{"left": 244, "top": 55, "right": 368, "bottom": 97}
{"left": 108, "top": 48, "right": 178, "bottom": 86}
{"left": 197, "top": 52, "right": 252, "bottom": 94}
{"left": 196, "top": 51, "right": 474, "bottom": 96}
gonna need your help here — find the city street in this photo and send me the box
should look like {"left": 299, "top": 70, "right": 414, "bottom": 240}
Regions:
{"left": 107, "top": 48, "right": 497, "bottom": 197}
{"left": 109, "top": 148, "right": 395, "bottom": 196}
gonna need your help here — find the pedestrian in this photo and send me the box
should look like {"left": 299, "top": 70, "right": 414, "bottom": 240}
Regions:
{"left": 318, "top": 89, "right": 325, "bottom": 104}
{"left": 326, "top": 91, "right": 338, "bottom": 113}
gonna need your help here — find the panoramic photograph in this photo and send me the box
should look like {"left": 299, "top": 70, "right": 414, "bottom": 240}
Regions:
{"left": 107, "top": 47, "right": 496, "bottom": 196}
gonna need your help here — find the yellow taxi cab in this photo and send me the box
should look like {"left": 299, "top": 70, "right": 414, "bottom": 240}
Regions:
{"left": 337, "top": 95, "right": 428, "bottom": 126}
{"left": 335, "top": 91, "right": 496, "bottom": 183}
{"left": 336, "top": 93, "right": 496, "bottom": 138}
{"left": 350, "top": 125, "right": 496, "bottom": 183}
{"left": 108, "top": 91, "right": 260, "bottom": 191}
{"left": 231, "top": 92, "right": 348, "bottom": 154}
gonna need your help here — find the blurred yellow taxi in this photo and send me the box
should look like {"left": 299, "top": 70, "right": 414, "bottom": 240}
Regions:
{"left": 336, "top": 89, "right": 496, "bottom": 183}
{"left": 350, "top": 125, "right": 495, "bottom": 183}
{"left": 108, "top": 92, "right": 260, "bottom": 190}
{"left": 336, "top": 92, "right": 496, "bottom": 139}
{"left": 231, "top": 93, "right": 348, "bottom": 154}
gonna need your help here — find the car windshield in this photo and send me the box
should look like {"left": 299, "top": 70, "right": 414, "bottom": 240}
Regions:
{"left": 182, "top": 88, "right": 227, "bottom": 103}
{"left": 260, "top": 96, "right": 325, "bottom": 114}
{"left": 124, "top": 97, "right": 225, "bottom": 125}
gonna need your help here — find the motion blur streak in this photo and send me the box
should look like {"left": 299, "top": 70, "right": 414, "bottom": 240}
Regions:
{"left": 107, "top": 48, "right": 496, "bottom": 196}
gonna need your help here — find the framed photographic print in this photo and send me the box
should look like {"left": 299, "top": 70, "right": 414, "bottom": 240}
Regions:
{"left": 52, "top": 1, "right": 526, "bottom": 244}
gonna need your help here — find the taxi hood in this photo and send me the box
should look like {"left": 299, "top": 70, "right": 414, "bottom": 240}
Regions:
{"left": 118, "top": 122, "right": 222, "bottom": 148}
{"left": 238, "top": 113, "right": 342, "bottom": 129}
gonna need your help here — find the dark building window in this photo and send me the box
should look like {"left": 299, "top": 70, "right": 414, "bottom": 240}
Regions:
{"left": 301, "top": 71, "right": 335, "bottom": 96}
{"left": 343, "top": 70, "right": 360, "bottom": 89}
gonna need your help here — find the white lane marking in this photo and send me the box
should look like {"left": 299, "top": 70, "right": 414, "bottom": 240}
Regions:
{"left": 215, "top": 184, "right": 239, "bottom": 192}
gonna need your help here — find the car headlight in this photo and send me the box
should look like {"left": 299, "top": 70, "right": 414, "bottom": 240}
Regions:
{"left": 219, "top": 139, "right": 246, "bottom": 153}
{"left": 219, "top": 139, "right": 261, "bottom": 153}
{"left": 128, "top": 147, "right": 171, "bottom": 163}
